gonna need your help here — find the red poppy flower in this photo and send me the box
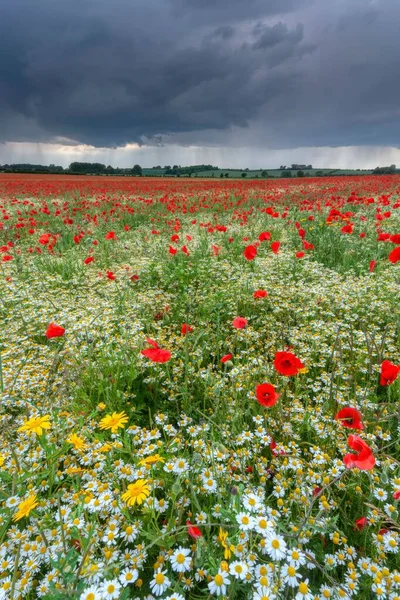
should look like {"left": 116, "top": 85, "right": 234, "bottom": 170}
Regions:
{"left": 186, "top": 520, "right": 202, "bottom": 540}
{"left": 378, "top": 232, "right": 391, "bottom": 242}
{"left": 45, "top": 323, "right": 65, "bottom": 339}
{"left": 38, "top": 233, "right": 52, "bottom": 245}
{"left": 105, "top": 231, "right": 116, "bottom": 240}
{"left": 2, "top": 254, "right": 13, "bottom": 262}
{"left": 258, "top": 231, "right": 271, "bottom": 242}
{"left": 212, "top": 245, "right": 220, "bottom": 256}
{"left": 256, "top": 383, "right": 279, "bottom": 407}
{"left": 302, "top": 240, "right": 315, "bottom": 250}
{"left": 394, "top": 491, "right": 400, "bottom": 501}
{"left": 181, "top": 245, "right": 189, "bottom": 254}
{"left": 254, "top": 290, "right": 268, "bottom": 299}
{"left": 171, "top": 234, "right": 179, "bottom": 242}
{"left": 181, "top": 323, "right": 194, "bottom": 335}
{"left": 390, "top": 234, "right": 400, "bottom": 244}
{"left": 130, "top": 274, "right": 140, "bottom": 281}
{"left": 169, "top": 246, "right": 177, "bottom": 255}
{"left": 355, "top": 517, "right": 368, "bottom": 531}
{"left": 341, "top": 223, "right": 354, "bottom": 234}
{"left": 380, "top": 360, "right": 400, "bottom": 386}
{"left": 84, "top": 256, "right": 94, "bottom": 265}
{"left": 388, "top": 246, "right": 400, "bottom": 264}
{"left": 141, "top": 345, "right": 172, "bottom": 363}
{"left": 343, "top": 435, "right": 375, "bottom": 470}
{"left": 296, "top": 251, "right": 305, "bottom": 259}
{"left": 244, "top": 245, "right": 257, "bottom": 260}
{"left": 220, "top": 353, "right": 233, "bottom": 363}
{"left": 232, "top": 317, "right": 248, "bottom": 329}
{"left": 335, "top": 407, "right": 364, "bottom": 430}
{"left": 106, "top": 271, "right": 116, "bottom": 280}
{"left": 274, "top": 351, "right": 304, "bottom": 376}
{"left": 369, "top": 260, "right": 376, "bottom": 273}
{"left": 271, "top": 241, "right": 280, "bottom": 254}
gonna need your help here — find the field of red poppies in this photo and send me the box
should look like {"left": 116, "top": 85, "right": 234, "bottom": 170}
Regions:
{"left": 0, "top": 173, "right": 400, "bottom": 600}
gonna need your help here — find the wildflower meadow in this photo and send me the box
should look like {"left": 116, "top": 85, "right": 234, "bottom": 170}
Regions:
{"left": 0, "top": 173, "right": 400, "bottom": 600}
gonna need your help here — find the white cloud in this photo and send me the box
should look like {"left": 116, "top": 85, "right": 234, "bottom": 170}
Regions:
{"left": 1, "top": 141, "right": 400, "bottom": 170}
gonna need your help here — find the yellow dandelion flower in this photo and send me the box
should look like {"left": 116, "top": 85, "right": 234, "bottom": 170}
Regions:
{"left": 13, "top": 494, "right": 39, "bottom": 521}
{"left": 99, "top": 411, "right": 128, "bottom": 434}
{"left": 138, "top": 454, "right": 165, "bottom": 466}
{"left": 121, "top": 480, "right": 150, "bottom": 507}
{"left": 67, "top": 433, "right": 87, "bottom": 450}
{"left": 18, "top": 415, "right": 51, "bottom": 436}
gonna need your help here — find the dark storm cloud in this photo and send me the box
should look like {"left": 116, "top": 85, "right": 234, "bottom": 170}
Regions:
{"left": 1, "top": 0, "right": 400, "bottom": 149}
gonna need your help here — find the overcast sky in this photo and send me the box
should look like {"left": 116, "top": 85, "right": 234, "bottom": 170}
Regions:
{"left": 1, "top": 0, "right": 400, "bottom": 168}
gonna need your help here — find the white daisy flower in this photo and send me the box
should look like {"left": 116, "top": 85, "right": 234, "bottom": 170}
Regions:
{"left": 229, "top": 561, "right": 249, "bottom": 580}
{"left": 149, "top": 569, "right": 171, "bottom": 596}
{"left": 208, "top": 571, "right": 230, "bottom": 596}
{"left": 170, "top": 547, "right": 191, "bottom": 572}
{"left": 79, "top": 587, "right": 101, "bottom": 600}
{"left": 295, "top": 580, "right": 314, "bottom": 600}
{"left": 236, "top": 512, "right": 255, "bottom": 531}
{"left": 119, "top": 568, "right": 138, "bottom": 586}
{"left": 101, "top": 580, "right": 121, "bottom": 600}
{"left": 281, "top": 564, "right": 301, "bottom": 587}
{"left": 264, "top": 533, "right": 287, "bottom": 560}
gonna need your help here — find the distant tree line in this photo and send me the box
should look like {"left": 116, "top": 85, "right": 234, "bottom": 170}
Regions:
{"left": 0, "top": 163, "right": 65, "bottom": 173}
{"left": 163, "top": 164, "right": 217, "bottom": 176}
{"left": 1, "top": 162, "right": 397, "bottom": 178}
{"left": 371, "top": 164, "right": 397, "bottom": 175}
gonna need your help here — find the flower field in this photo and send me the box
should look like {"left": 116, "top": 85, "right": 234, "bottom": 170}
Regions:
{"left": 0, "top": 173, "right": 400, "bottom": 600}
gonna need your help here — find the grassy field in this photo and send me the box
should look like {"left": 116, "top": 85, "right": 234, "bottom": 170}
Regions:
{"left": 0, "top": 173, "right": 399, "bottom": 599}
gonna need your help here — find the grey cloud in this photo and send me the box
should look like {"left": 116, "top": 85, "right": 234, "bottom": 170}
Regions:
{"left": 1, "top": 0, "right": 400, "bottom": 150}
{"left": 212, "top": 26, "right": 236, "bottom": 40}
{"left": 252, "top": 22, "right": 303, "bottom": 50}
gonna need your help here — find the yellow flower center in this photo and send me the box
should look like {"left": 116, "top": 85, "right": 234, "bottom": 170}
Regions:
{"left": 155, "top": 573, "right": 165, "bottom": 585}
{"left": 176, "top": 553, "right": 185, "bottom": 564}
{"left": 259, "top": 519, "right": 267, "bottom": 528}
{"left": 299, "top": 582, "right": 309, "bottom": 594}
{"left": 214, "top": 574, "right": 223, "bottom": 586}
{"left": 288, "top": 567, "right": 296, "bottom": 577}
{"left": 271, "top": 539, "right": 280, "bottom": 549}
